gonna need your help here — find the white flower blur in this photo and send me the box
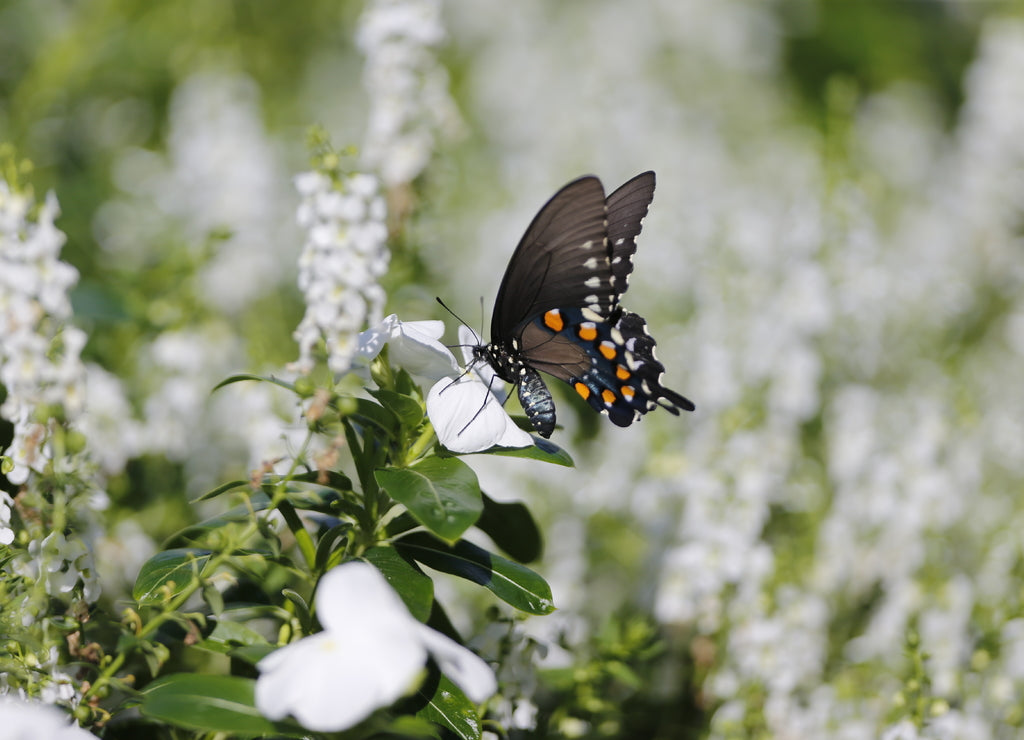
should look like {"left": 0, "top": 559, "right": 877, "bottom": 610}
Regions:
{"left": 291, "top": 171, "right": 389, "bottom": 376}
{"left": 256, "top": 561, "right": 496, "bottom": 732}
{"left": 357, "top": 0, "right": 462, "bottom": 186}
{"left": 0, "top": 698, "right": 94, "bottom": 740}
{"left": 98, "top": 71, "right": 295, "bottom": 314}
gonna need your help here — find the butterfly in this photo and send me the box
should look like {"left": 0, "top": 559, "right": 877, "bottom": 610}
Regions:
{"left": 472, "top": 171, "right": 694, "bottom": 438}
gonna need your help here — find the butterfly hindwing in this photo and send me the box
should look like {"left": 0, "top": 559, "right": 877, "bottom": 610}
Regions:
{"left": 521, "top": 307, "right": 694, "bottom": 429}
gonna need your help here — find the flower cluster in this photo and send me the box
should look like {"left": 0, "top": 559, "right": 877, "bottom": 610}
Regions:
{"left": 0, "top": 183, "right": 83, "bottom": 484}
{"left": 0, "top": 179, "right": 103, "bottom": 707}
{"left": 291, "top": 171, "right": 389, "bottom": 376}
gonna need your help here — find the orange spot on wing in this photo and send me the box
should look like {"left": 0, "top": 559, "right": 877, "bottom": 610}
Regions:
{"left": 574, "top": 382, "right": 591, "bottom": 400}
{"left": 578, "top": 323, "right": 598, "bottom": 341}
{"left": 621, "top": 385, "right": 635, "bottom": 400}
{"left": 616, "top": 365, "right": 631, "bottom": 380}
{"left": 544, "top": 309, "right": 564, "bottom": 332}
{"left": 601, "top": 389, "right": 616, "bottom": 405}
{"left": 599, "top": 341, "right": 616, "bottom": 360}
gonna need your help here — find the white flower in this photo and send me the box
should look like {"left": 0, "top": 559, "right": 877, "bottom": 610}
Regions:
{"left": 256, "top": 561, "right": 496, "bottom": 732}
{"left": 356, "top": 317, "right": 531, "bottom": 452}
{"left": 0, "top": 698, "right": 94, "bottom": 739}
{"left": 356, "top": 314, "right": 459, "bottom": 380}
{"left": 426, "top": 325, "right": 530, "bottom": 452}
{"left": 426, "top": 374, "right": 531, "bottom": 453}
{"left": 291, "top": 171, "right": 389, "bottom": 376}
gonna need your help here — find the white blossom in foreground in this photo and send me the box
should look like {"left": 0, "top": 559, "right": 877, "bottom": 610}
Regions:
{"left": 291, "top": 171, "right": 389, "bottom": 376}
{"left": 357, "top": 0, "right": 462, "bottom": 185}
{"left": 356, "top": 317, "right": 531, "bottom": 452}
{"left": 256, "top": 561, "right": 496, "bottom": 731}
{"left": 0, "top": 698, "right": 94, "bottom": 740}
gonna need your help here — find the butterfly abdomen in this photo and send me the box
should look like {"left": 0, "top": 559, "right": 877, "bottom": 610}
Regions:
{"left": 517, "top": 368, "right": 556, "bottom": 438}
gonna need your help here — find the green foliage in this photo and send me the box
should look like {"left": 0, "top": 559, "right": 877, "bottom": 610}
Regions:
{"left": 91, "top": 349, "right": 564, "bottom": 738}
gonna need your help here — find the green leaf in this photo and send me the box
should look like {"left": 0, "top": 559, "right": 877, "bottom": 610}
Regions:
{"left": 417, "top": 675, "right": 482, "bottom": 740}
{"left": 169, "top": 486, "right": 351, "bottom": 548}
{"left": 138, "top": 674, "right": 307, "bottom": 738}
{"left": 375, "top": 457, "right": 483, "bottom": 542}
{"left": 315, "top": 523, "right": 353, "bottom": 570}
{"left": 350, "top": 396, "right": 400, "bottom": 437}
{"left": 133, "top": 549, "right": 212, "bottom": 604}
{"left": 370, "top": 388, "right": 425, "bottom": 427}
{"left": 361, "top": 546, "right": 434, "bottom": 622}
{"left": 212, "top": 373, "right": 298, "bottom": 395}
{"left": 192, "top": 479, "right": 251, "bottom": 503}
{"left": 476, "top": 493, "right": 543, "bottom": 563}
{"left": 264, "top": 469, "right": 354, "bottom": 494}
{"left": 488, "top": 436, "right": 574, "bottom": 466}
{"left": 196, "top": 619, "right": 272, "bottom": 653}
{"left": 395, "top": 533, "right": 555, "bottom": 615}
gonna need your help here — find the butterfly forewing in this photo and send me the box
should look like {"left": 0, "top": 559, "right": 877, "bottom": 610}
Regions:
{"left": 604, "top": 171, "right": 656, "bottom": 301}
{"left": 489, "top": 177, "right": 610, "bottom": 344}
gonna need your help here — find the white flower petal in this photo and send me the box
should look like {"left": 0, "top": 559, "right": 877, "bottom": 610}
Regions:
{"left": 387, "top": 320, "right": 459, "bottom": 379}
{"left": 356, "top": 315, "right": 459, "bottom": 380}
{"left": 415, "top": 623, "right": 497, "bottom": 703}
{"left": 315, "top": 560, "right": 416, "bottom": 633}
{"left": 256, "top": 630, "right": 423, "bottom": 732}
{"left": 355, "top": 314, "right": 399, "bottom": 362}
{"left": 257, "top": 566, "right": 431, "bottom": 732}
{"left": 427, "top": 376, "right": 532, "bottom": 453}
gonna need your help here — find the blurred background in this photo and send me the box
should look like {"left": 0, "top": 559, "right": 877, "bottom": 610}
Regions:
{"left": 3, "top": 1, "right": 1024, "bottom": 737}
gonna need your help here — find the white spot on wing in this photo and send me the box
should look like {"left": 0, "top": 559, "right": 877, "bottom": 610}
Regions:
{"left": 584, "top": 276, "right": 601, "bottom": 288}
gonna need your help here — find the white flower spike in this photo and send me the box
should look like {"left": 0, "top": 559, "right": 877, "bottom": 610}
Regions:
{"left": 256, "top": 561, "right": 496, "bottom": 732}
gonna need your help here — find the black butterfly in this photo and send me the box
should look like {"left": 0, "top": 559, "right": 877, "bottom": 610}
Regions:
{"left": 473, "top": 171, "right": 694, "bottom": 438}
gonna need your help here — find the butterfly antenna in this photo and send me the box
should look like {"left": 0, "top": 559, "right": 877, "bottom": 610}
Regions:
{"left": 479, "top": 295, "right": 486, "bottom": 345}
{"left": 436, "top": 296, "right": 482, "bottom": 347}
